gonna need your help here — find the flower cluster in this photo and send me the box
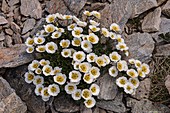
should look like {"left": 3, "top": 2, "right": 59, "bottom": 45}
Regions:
{"left": 24, "top": 11, "right": 150, "bottom": 108}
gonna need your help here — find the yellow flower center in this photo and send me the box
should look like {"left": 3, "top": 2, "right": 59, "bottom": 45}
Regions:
{"left": 111, "top": 55, "right": 118, "bottom": 61}
{"left": 37, "top": 38, "right": 42, "bottom": 43}
{"left": 88, "top": 36, "right": 95, "bottom": 43}
{"left": 47, "top": 26, "right": 54, "bottom": 33}
{"left": 91, "top": 87, "right": 96, "bottom": 93}
{"left": 84, "top": 74, "right": 91, "bottom": 81}
{"left": 131, "top": 79, "right": 137, "bottom": 86}
{"left": 44, "top": 89, "right": 49, "bottom": 96}
{"left": 33, "top": 63, "right": 38, "bottom": 68}
{"left": 112, "top": 26, "right": 119, "bottom": 31}
{"left": 74, "top": 39, "right": 81, "bottom": 45}
{"left": 48, "top": 17, "right": 55, "bottom": 22}
{"left": 80, "top": 64, "right": 87, "bottom": 72}
{"left": 71, "top": 73, "right": 79, "bottom": 80}
{"left": 126, "top": 85, "right": 132, "bottom": 91}
{"left": 28, "top": 40, "right": 34, "bottom": 45}
{"left": 86, "top": 99, "right": 92, "bottom": 105}
{"left": 48, "top": 45, "right": 55, "bottom": 50}
{"left": 90, "top": 56, "right": 94, "bottom": 61}
{"left": 38, "top": 47, "right": 45, "bottom": 51}
{"left": 36, "top": 78, "right": 42, "bottom": 84}
{"left": 97, "top": 59, "right": 104, "bottom": 65}
{"left": 38, "top": 87, "right": 43, "bottom": 93}
{"left": 120, "top": 79, "right": 126, "bottom": 85}
{"left": 128, "top": 71, "right": 135, "bottom": 77}
{"left": 75, "top": 92, "right": 80, "bottom": 97}
{"left": 91, "top": 69, "right": 97, "bottom": 76}
{"left": 111, "top": 69, "right": 116, "bottom": 74}
{"left": 56, "top": 76, "right": 64, "bottom": 82}
{"left": 83, "top": 91, "right": 90, "bottom": 98}
{"left": 75, "top": 30, "right": 81, "bottom": 35}
{"left": 68, "top": 85, "right": 74, "bottom": 91}
{"left": 50, "top": 86, "right": 57, "bottom": 93}
{"left": 76, "top": 54, "right": 83, "bottom": 60}
{"left": 117, "top": 63, "right": 123, "bottom": 70}
{"left": 62, "top": 42, "right": 68, "bottom": 48}
{"left": 45, "top": 67, "right": 51, "bottom": 74}
{"left": 28, "top": 74, "right": 34, "bottom": 80}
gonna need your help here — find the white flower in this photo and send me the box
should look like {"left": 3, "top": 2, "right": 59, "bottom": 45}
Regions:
{"left": 134, "top": 60, "right": 142, "bottom": 68}
{"left": 35, "top": 68, "right": 42, "bottom": 75}
{"left": 109, "top": 66, "right": 118, "bottom": 77}
{"left": 40, "top": 59, "right": 50, "bottom": 66}
{"left": 70, "top": 48, "right": 77, "bottom": 58}
{"left": 63, "top": 15, "right": 72, "bottom": 19}
{"left": 72, "top": 37, "right": 82, "bottom": 47}
{"left": 24, "top": 72, "right": 35, "bottom": 83}
{"left": 52, "top": 66, "right": 62, "bottom": 75}
{"left": 89, "top": 25, "right": 100, "bottom": 32}
{"left": 36, "top": 45, "right": 46, "bottom": 53}
{"left": 140, "top": 63, "right": 150, "bottom": 74}
{"left": 89, "top": 84, "right": 100, "bottom": 96}
{"left": 33, "top": 76, "right": 44, "bottom": 85}
{"left": 109, "top": 52, "right": 121, "bottom": 62}
{"left": 48, "top": 84, "right": 60, "bottom": 96}
{"left": 117, "top": 60, "right": 128, "bottom": 71}
{"left": 72, "top": 27, "right": 83, "bottom": 38}
{"left": 44, "top": 24, "right": 56, "bottom": 33}
{"left": 81, "top": 89, "right": 92, "bottom": 100}
{"left": 83, "top": 73, "right": 94, "bottom": 84}
{"left": 40, "top": 30, "right": 49, "bottom": 37}
{"left": 53, "top": 73, "right": 67, "bottom": 85}
{"left": 34, "top": 84, "right": 44, "bottom": 96}
{"left": 137, "top": 68, "right": 146, "bottom": 78}
{"left": 71, "top": 89, "right": 82, "bottom": 100}
{"left": 42, "top": 65, "right": 53, "bottom": 76}
{"left": 116, "top": 76, "right": 128, "bottom": 88}
{"left": 34, "top": 36, "right": 45, "bottom": 45}
{"left": 84, "top": 97, "right": 96, "bottom": 108}
{"left": 124, "top": 82, "right": 135, "bottom": 94}
{"left": 67, "top": 23, "right": 77, "bottom": 31}
{"left": 42, "top": 97, "right": 50, "bottom": 102}
{"left": 116, "top": 43, "right": 128, "bottom": 51}
{"left": 90, "top": 20, "right": 100, "bottom": 26}
{"left": 109, "top": 32, "right": 117, "bottom": 39}
{"left": 81, "top": 40, "right": 92, "bottom": 52}
{"left": 102, "top": 54, "right": 110, "bottom": 65}
{"left": 110, "top": 23, "right": 121, "bottom": 32}
{"left": 101, "top": 28, "right": 109, "bottom": 37}
{"left": 73, "top": 62, "right": 80, "bottom": 70}
{"left": 73, "top": 51, "right": 86, "bottom": 62}
{"left": 59, "top": 39, "right": 70, "bottom": 48}
{"left": 51, "top": 31, "right": 62, "bottom": 39}
{"left": 26, "top": 46, "right": 34, "bottom": 53}
{"left": 28, "top": 60, "right": 40, "bottom": 71}
{"left": 116, "top": 35, "right": 124, "bottom": 43}
{"left": 127, "top": 69, "right": 138, "bottom": 78}
{"left": 55, "top": 13, "right": 64, "bottom": 20}
{"left": 129, "top": 78, "right": 140, "bottom": 88}
{"left": 72, "top": 16, "right": 80, "bottom": 22}
{"left": 128, "top": 58, "right": 135, "bottom": 64}
{"left": 65, "top": 83, "right": 77, "bottom": 94}
{"left": 87, "top": 33, "right": 99, "bottom": 44}
{"left": 69, "top": 70, "right": 82, "bottom": 82}
{"left": 87, "top": 53, "right": 97, "bottom": 62}
{"left": 46, "top": 14, "right": 56, "bottom": 23}
{"left": 41, "top": 87, "right": 50, "bottom": 99}
{"left": 25, "top": 37, "right": 34, "bottom": 47}
{"left": 79, "top": 62, "right": 91, "bottom": 73}
{"left": 77, "top": 21, "right": 87, "bottom": 27}
{"left": 95, "top": 56, "right": 107, "bottom": 67}
{"left": 89, "top": 66, "right": 100, "bottom": 79}
{"left": 83, "top": 11, "right": 92, "bottom": 16}
{"left": 91, "top": 11, "right": 101, "bottom": 19}
{"left": 57, "top": 28, "right": 65, "bottom": 33}
{"left": 82, "top": 35, "right": 89, "bottom": 40}
{"left": 61, "top": 49, "right": 71, "bottom": 58}
{"left": 45, "top": 42, "right": 58, "bottom": 54}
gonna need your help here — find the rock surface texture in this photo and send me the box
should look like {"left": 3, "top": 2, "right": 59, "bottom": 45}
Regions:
{"left": 0, "top": 0, "right": 170, "bottom": 113}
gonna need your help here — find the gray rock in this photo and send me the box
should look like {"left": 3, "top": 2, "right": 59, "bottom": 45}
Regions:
{"left": 0, "top": 16, "right": 8, "bottom": 25}
{"left": 1, "top": 0, "right": 9, "bottom": 13}
{"left": 5, "top": 28, "right": 13, "bottom": 35}
{"left": 0, "top": 77, "right": 27, "bottom": 113}
{"left": 157, "top": 0, "right": 167, "bottom": 5}
{"left": 53, "top": 94, "right": 80, "bottom": 112}
{"left": 13, "top": 33, "right": 22, "bottom": 44}
{"left": 4, "top": 35, "right": 13, "bottom": 47}
{"left": 125, "top": 33, "right": 155, "bottom": 62}
{"left": 131, "top": 0, "right": 158, "bottom": 18}
{"left": 155, "top": 44, "right": 170, "bottom": 56}
{"left": 100, "top": 0, "right": 132, "bottom": 30}
{"left": 8, "top": 0, "right": 20, "bottom": 6}
{"left": 63, "top": 0, "right": 87, "bottom": 15}
{"left": 97, "top": 73, "right": 118, "bottom": 100}
{"left": 132, "top": 78, "right": 151, "bottom": 100}
{"left": 0, "top": 44, "right": 34, "bottom": 68}
{"left": 80, "top": 104, "right": 92, "bottom": 113}
{"left": 127, "top": 98, "right": 170, "bottom": 113}
{"left": 142, "top": 7, "right": 161, "bottom": 32}
{"left": 165, "top": 75, "right": 170, "bottom": 94}
{"left": 4, "top": 65, "right": 47, "bottom": 113}
{"left": 162, "top": 0, "right": 170, "bottom": 18}
{"left": 22, "top": 19, "right": 36, "bottom": 34}
{"left": 0, "top": 31, "right": 5, "bottom": 41}
{"left": 10, "top": 22, "right": 21, "bottom": 34}
{"left": 20, "top": 0, "right": 42, "bottom": 19}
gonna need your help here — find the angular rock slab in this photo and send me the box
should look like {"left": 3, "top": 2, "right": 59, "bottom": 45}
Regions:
{"left": 22, "top": 19, "right": 36, "bottom": 34}
{"left": 162, "top": 0, "right": 170, "bottom": 18}
{"left": 125, "top": 33, "right": 155, "bottom": 62}
{"left": 53, "top": 94, "right": 80, "bottom": 112}
{"left": 132, "top": 78, "right": 151, "bottom": 100}
{"left": 96, "top": 93, "right": 126, "bottom": 113}
{"left": 155, "top": 44, "right": 170, "bottom": 56}
{"left": 99, "top": 0, "right": 133, "bottom": 30}
{"left": 127, "top": 98, "right": 170, "bottom": 113}
{"left": 0, "top": 44, "right": 34, "bottom": 68}
{"left": 20, "top": 0, "right": 42, "bottom": 19}
{"left": 0, "top": 77, "right": 27, "bottom": 113}
{"left": 131, "top": 0, "right": 158, "bottom": 18}
{"left": 0, "top": 16, "right": 8, "bottom": 25}
{"left": 4, "top": 65, "right": 47, "bottom": 113}
{"left": 142, "top": 7, "right": 161, "bottom": 32}
{"left": 97, "top": 73, "right": 118, "bottom": 100}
